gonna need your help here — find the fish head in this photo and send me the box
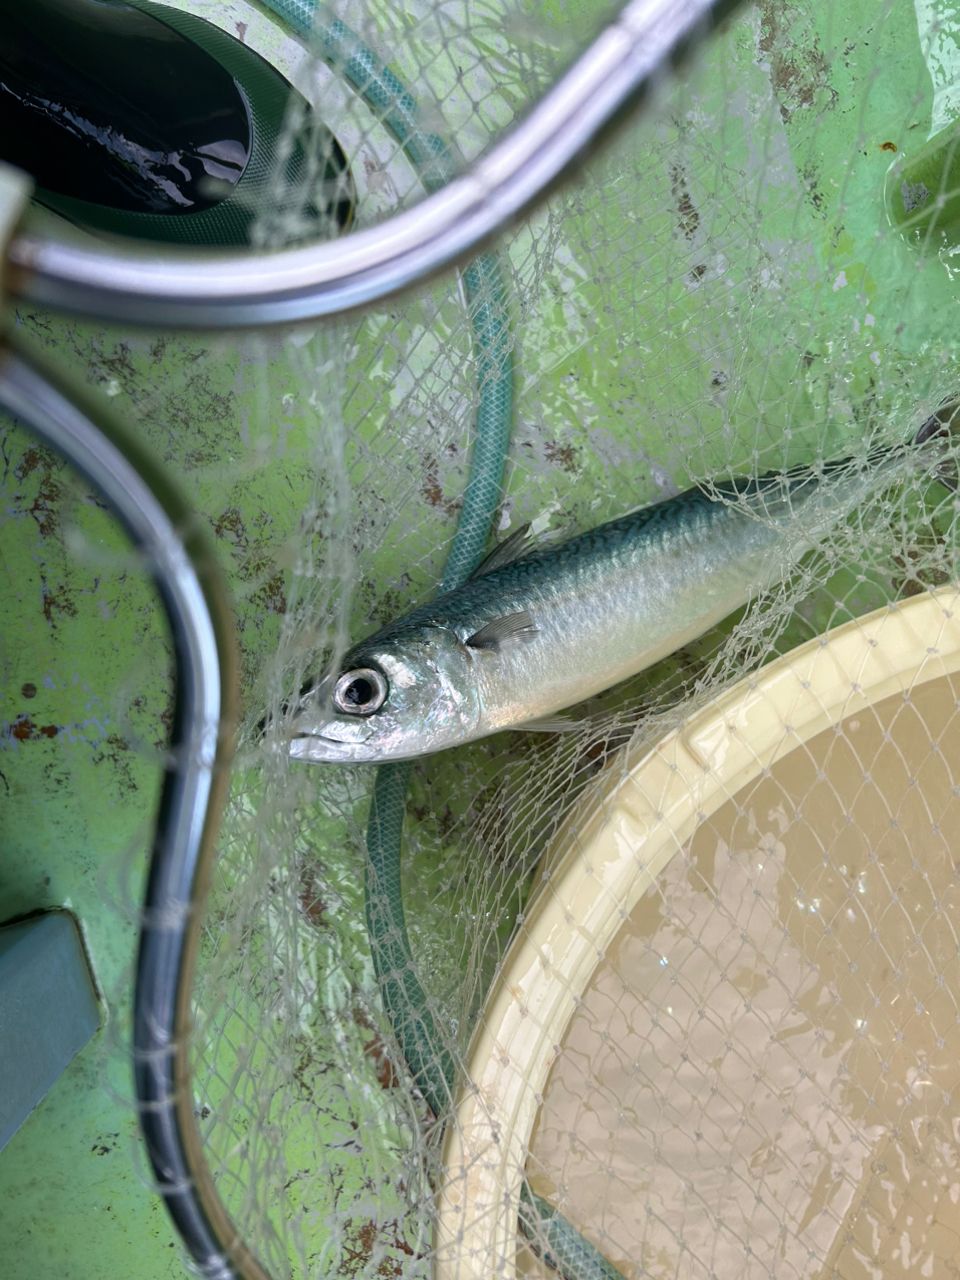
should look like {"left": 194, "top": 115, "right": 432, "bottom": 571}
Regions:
{"left": 287, "top": 627, "right": 482, "bottom": 763}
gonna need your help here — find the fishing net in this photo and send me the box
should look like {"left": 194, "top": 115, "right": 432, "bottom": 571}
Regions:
{"left": 5, "top": 0, "right": 960, "bottom": 1277}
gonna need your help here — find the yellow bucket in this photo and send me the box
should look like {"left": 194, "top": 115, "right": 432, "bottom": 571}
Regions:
{"left": 439, "top": 585, "right": 960, "bottom": 1278}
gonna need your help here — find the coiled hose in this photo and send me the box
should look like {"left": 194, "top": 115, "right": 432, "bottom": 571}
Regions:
{"left": 260, "top": 4, "right": 624, "bottom": 1277}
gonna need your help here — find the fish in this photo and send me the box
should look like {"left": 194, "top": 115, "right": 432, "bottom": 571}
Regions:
{"left": 287, "top": 412, "right": 956, "bottom": 764}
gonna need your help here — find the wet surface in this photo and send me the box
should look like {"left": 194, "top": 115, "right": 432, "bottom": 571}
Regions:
{"left": 0, "top": 0, "right": 250, "bottom": 215}
{"left": 528, "top": 675, "right": 960, "bottom": 1278}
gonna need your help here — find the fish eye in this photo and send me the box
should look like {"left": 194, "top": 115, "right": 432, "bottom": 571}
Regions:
{"left": 333, "top": 667, "right": 388, "bottom": 716}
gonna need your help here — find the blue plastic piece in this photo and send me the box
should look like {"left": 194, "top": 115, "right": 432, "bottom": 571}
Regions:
{"left": 0, "top": 912, "right": 100, "bottom": 1151}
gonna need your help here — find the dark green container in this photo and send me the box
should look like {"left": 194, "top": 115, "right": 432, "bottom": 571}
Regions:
{"left": 0, "top": 0, "right": 353, "bottom": 246}
{"left": 886, "top": 118, "right": 960, "bottom": 248}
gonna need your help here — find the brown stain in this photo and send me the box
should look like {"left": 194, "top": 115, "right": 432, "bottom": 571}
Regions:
{"left": 371, "top": 584, "right": 408, "bottom": 628}
{"left": 422, "top": 473, "right": 445, "bottom": 509}
{"left": 90, "top": 733, "right": 138, "bottom": 797}
{"left": 544, "top": 439, "right": 580, "bottom": 474}
{"left": 41, "top": 582, "right": 78, "bottom": 627}
{"left": 90, "top": 1131, "right": 118, "bottom": 1156}
{"left": 341, "top": 1217, "right": 416, "bottom": 1278}
{"left": 801, "top": 161, "right": 826, "bottom": 212}
{"left": 212, "top": 506, "right": 287, "bottom": 614}
{"left": 89, "top": 341, "right": 136, "bottom": 390}
{"left": 14, "top": 447, "right": 44, "bottom": 479}
{"left": 298, "top": 863, "right": 327, "bottom": 928}
{"left": 9, "top": 715, "right": 59, "bottom": 741}
{"left": 41, "top": 757, "right": 71, "bottom": 792}
{"left": 880, "top": 140, "right": 898, "bottom": 153}
{"left": 119, "top": 359, "right": 235, "bottom": 465}
{"left": 688, "top": 263, "right": 707, "bottom": 282}
{"left": 421, "top": 455, "right": 460, "bottom": 517}
{"left": 30, "top": 471, "right": 63, "bottom": 537}
{"left": 19, "top": 311, "right": 55, "bottom": 343}
{"left": 352, "top": 1007, "right": 401, "bottom": 1091}
{"left": 21, "top": 683, "right": 37, "bottom": 699}
{"left": 251, "top": 570, "right": 287, "bottom": 616}
{"left": 14, "top": 446, "right": 64, "bottom": 538}
{"left": 758, "top": 0, "right": 837, "bottom": 123}
{"left": 363, "top": 1033, "right": 400, "bottom": 1091}
{"left": 213, "top": 506, "right": 247, "bottom": 545}
{"left": 669, "top": 164, "right": 700, "bottom": 240}
{"left": 154, "top": 703, "right": 174, "bottom": 752}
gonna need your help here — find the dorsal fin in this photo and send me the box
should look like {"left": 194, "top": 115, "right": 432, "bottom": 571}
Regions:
{"left": 469, "top": 523, "right": 533, "bottom": 578}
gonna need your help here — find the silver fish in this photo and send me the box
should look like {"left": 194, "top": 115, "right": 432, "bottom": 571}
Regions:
{"left": 288, "top": 426, "right": 949, "bottom": 764}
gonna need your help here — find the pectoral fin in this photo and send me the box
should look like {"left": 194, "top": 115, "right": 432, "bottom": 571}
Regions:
{"left": 465, "top": 610, "right": 539, "bottom": 650}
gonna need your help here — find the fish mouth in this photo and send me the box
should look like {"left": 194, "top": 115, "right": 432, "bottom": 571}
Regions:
{"left": 287, "top": 727, "right": 376, "bottom": 763}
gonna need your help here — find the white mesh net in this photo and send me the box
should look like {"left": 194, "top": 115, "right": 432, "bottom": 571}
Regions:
{"left": 6, "top": 0, "right": 960, "bottom": 1277}
{"left": 522, "top": 665, "right": 960, "bottom": 1279}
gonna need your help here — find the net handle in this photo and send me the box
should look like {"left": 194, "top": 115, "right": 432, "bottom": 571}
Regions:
{"left": 0, "top": 338, "right": 256, "bottom": 1280}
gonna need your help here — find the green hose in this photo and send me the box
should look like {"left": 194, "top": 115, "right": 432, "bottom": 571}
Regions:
{"left": 267, "top": 4, "right": 514, "bottom": 588}
{"left": 262, "top": 4, "right": 623, "bottom": 1275}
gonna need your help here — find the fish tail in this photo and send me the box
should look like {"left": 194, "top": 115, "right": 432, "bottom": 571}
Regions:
{"left": 914, "top": 396, "right": 960, "bottom": 492}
